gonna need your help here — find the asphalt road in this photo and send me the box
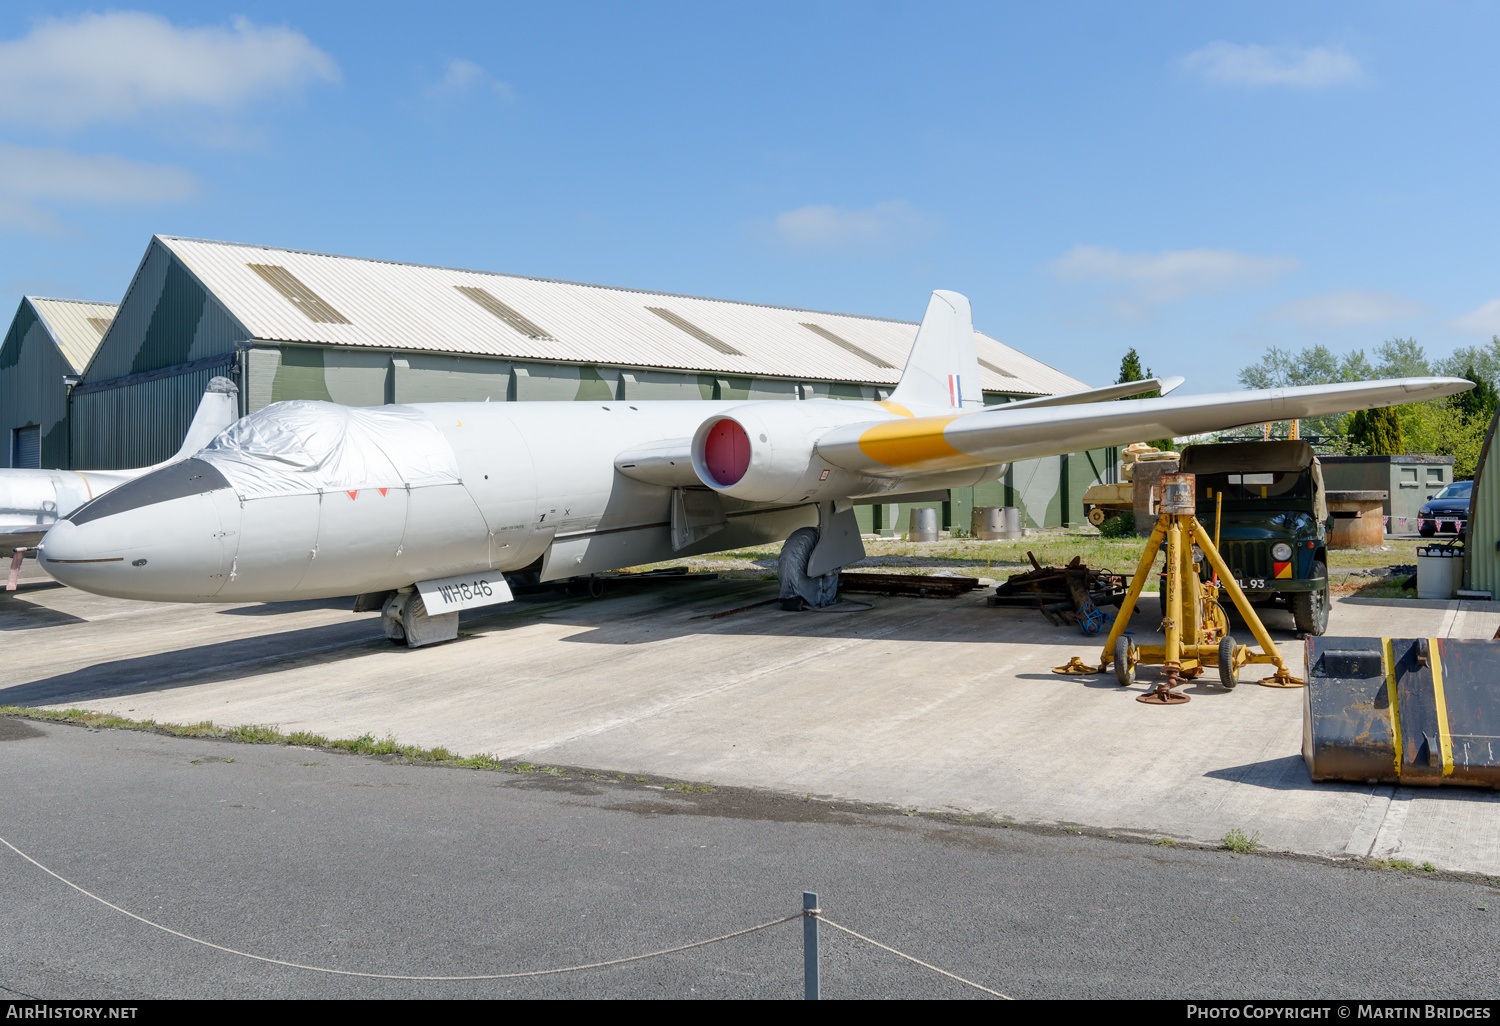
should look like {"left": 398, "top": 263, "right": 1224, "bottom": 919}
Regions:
{"left": 3, "top": 717, "right": 1497, "bottom": 1000}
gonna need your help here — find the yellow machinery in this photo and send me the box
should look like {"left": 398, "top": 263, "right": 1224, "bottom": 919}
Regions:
{"left": 1080, "top": 442, "right": 1179, "bottom": 526}
{"left": 1075, "top": 473, "right": 1303, "bottom": 704}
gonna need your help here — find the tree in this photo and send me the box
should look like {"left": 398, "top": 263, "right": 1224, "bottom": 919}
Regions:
{"left": 1116, "top": 348, "right": 1161, "bottom": 396}
{"left": 1450, "top": 364, "right": 1499, "bottom": 424}
{"left": 1373, "top": 337, "right": 1431, "bottom": 378}
{"left": 1117, "top": 348, "right": 1169, "bottom": 448}
{"left": 1236, "top": 343, "right": 1375, "bottom": 440}
{"left": 1435, "top": 335, "right": 1500, "bottom": 383}
{"left": 1348, "top": 406, "right": 1404, "bottom": 455}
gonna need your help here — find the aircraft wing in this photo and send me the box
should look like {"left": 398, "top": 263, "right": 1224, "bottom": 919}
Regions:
{"left": 985, "top": 376, "right": 1184, "bottom": 411}
{"left": 816, "top": 376, "right": 1472, "bottom": 477}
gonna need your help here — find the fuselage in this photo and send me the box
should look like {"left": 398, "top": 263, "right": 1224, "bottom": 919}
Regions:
{"left": 39, "top": 397, "right": 994, "bottom": 603}
{"left": 1, "top": 468, "right": 140, "bottom": 555}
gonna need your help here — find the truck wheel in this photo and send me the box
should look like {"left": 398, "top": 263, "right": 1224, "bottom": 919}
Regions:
{"left": 1291, "top": 561, "right": 1329, "bottom": 636}
{"left": 1114, "top": 634, "right": 1134, "bottom": 686}
{"left": 1218, "top": 636, "right": 1239, "bottom": 690}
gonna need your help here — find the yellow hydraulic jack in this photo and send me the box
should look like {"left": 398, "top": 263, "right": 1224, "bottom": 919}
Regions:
{"left": 1091, "top": 473, "right": 1303, "bottom": 704}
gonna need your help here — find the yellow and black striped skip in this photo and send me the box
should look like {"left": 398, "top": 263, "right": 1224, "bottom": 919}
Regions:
{"left": 1303, "top": 636, "right": 1500, "bottom": 788}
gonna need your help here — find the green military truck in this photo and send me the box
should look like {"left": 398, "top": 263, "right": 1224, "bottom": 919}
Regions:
{"left": 1173, "top": 440, "right": 1331, "bottom": 636}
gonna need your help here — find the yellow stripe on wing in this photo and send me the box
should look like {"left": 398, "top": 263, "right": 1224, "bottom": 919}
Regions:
{"left": 856, "top": 415, "right": 987, "bottom": 470}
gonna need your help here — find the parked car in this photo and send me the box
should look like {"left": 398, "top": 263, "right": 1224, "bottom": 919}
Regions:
{"left": 1418, "top": 480, "right": 1472, "bottom": 537}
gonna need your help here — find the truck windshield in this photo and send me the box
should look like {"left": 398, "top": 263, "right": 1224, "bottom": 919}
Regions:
{"left": 1196, "top": 470, "right": 1311, "bottom": 503}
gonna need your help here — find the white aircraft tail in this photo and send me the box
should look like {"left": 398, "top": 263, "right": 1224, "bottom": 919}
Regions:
{"left": 165, "top": 376, "right": 239, "bottom": 463}
{"left": 888, "top": 290, "right": 984, "bottom": 411}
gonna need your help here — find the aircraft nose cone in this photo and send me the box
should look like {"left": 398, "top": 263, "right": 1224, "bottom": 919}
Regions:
{"left": 41, "top": 498, "right": 233, "bottom": 601}
{"left": 39, "top": 459, "right": 238, "bottom": 601}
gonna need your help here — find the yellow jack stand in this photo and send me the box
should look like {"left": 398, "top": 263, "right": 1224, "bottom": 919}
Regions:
{"left": 1093, "top": 474, "right": 1303, "bottom": 704}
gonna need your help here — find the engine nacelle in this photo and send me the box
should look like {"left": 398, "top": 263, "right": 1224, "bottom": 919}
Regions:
{"left": 690, "top": 402, "right": 873, "bottom": 504}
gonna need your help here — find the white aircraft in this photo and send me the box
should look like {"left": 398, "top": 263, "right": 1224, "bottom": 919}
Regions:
{"left": 2, "top": 377, "right": 238, "bottom": 587}
{"left": 38, "top": 292, "right": 1469, "bottom": 645}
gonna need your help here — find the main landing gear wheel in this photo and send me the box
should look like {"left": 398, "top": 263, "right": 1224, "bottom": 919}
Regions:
{"left": 1218, "top": 636, "right": 1239, "bottom": 690}
{"left": 1291, "top": 560, "right": 1329, "bottom": 636}
{"left": 1114, "top": 634, "right": 1135, "bottom": 686}
{"left": 777, "top": 526, "right": 839, "bottom": 610}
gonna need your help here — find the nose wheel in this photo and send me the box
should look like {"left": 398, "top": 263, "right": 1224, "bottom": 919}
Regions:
{"left": 381, "top": 590, "right": 459, "bottom": 648}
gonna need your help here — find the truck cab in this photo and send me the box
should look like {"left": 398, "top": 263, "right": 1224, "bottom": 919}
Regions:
{"left": 1178, "top": 440, "right": 1330, "bottom": 636}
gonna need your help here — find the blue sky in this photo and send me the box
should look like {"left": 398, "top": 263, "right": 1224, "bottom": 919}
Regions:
{"left": 1, "top": 2, "right": 1497, "bottom": 391}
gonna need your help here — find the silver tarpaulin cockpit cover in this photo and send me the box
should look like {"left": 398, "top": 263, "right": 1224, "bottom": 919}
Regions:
{"left": 195, "top": 401, "right": 462, "bottom": 499}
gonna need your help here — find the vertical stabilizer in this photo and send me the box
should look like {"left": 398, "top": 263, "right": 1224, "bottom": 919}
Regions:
{"left": 888, "top": 290, "right": 984, "bottom": 411}
{"left": 167, "top": 376, "right": 240, "bottom": 462}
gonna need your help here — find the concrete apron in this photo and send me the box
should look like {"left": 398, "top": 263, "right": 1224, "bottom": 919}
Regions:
{"left": 6, "top": 574, "right": 1500, "bottom": 877}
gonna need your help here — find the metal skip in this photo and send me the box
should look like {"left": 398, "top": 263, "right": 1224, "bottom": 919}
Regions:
{"left": 1304, "top": 636, "right": 1500, "bottom": 788}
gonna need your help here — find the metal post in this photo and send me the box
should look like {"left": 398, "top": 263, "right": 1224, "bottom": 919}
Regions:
{"left": 1097, "top": 514, "right": 1168, "bottom": 667}
{"left": 803, "top": 891, "right": 820, "bottom": 1000}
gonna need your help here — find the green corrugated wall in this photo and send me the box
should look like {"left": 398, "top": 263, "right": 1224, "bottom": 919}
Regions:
{"left": 0, "top": 300, "right": 71, "bottom": 468}
{"left": 1465, "top": 410, "right": 1500, "bottom": 593}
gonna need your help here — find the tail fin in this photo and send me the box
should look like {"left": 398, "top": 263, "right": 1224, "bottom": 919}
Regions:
{"left": 169, "top": 376, "right": 239, "bottom": 462}
{"left": 888, "top": 290, "right": 984, "bottom": 411}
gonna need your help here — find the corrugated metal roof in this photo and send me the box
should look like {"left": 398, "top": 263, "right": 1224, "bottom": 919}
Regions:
{"left": 27, "top": 297, "right": 118, "bottom": 374}
{"left": 158, "top": 236, "right": 1086, "bottom": 396}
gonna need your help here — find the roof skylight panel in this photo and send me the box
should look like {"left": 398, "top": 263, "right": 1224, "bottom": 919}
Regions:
{"left": 646, "top": 307, "right": 744, "bottom": 356}
{"left": 247, "top": 264, "right": 351, "bottom": 324}
{"left": 979, "top": 358, "right": 1017, "bottom": 379}
{"left": 799, "top": 322, "right": 895, "bottom": 369}
{"left": 86, "top": 317, "right": 112, "bottom": 338}
{"left": 455, "top": 286, "right": 555, "bottom": 340}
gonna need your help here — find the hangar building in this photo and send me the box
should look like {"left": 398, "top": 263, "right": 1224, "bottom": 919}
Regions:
{"left": 12, "top": 235, "right": 1114, "bottom": 533}
{"left": 0, "top": 297, "right": 116, "bottom": 469}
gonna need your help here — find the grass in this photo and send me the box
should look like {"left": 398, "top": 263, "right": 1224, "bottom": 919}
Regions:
{"left": 1222, "top": 828, "right": 1262, "bottom": 853}
{"left": 0, "top": 706, "right": 736, "bottom": 798}
{"left": 1336, "top": 580, "right": 1416, "bottom": 599}
{"left": 1154, "top": 837, "right": 1178, "bottom": 847}
{"left": 623, "top": 533, "right": 1424, "bottom": 584}
{"left": 1366, "top": 857, "right": 1438, "bottom": 873}
{"left": 2, "top": 705, "right": 545, "bottom": 775}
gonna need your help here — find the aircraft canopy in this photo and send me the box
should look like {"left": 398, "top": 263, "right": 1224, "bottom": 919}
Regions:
{"left": 195, "top": 400, "right": 461, "bottom": 499}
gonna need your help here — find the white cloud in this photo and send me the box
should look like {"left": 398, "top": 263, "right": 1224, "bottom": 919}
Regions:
{"left": 0, "top": 11, "right": 339, "bottom": 130}
{"left": 1051, "top": 245, "right": 1298, "bottom": 305}
{"left": 1451, "top": 300, "right": 1500, "bottom": 335}
{"left": 1181, "top": 42, "right": 1363, "bottom": 89}
{"left": 424, "top": 58, "right": 514, "bottom": 101}
{"left": 0, "top": 143, "right": 197, "bottom": 231}
{"left": 1266, "top": 289, "right": 1422, "bottom": 326}
{"left": 773, "top": 200, "right": 941, "bottom": 252}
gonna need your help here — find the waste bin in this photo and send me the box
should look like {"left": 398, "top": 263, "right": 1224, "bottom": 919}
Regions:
{"left": 1416, "top": 544, "right": 1462, "bottom": 600}
{"left": 972, "top": 506, "right": 1022, "bottom": 540}
{"left": 909, "top": 507, "right": 940, "bottom": 542}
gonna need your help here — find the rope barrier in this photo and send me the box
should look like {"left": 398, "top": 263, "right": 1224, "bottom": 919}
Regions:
{"left": 817, "top": 915, "right": 1011, "bottom": 999}
{"left": 5, "top": 832, "right": 1011, "bottom": 996}
{"left": 0, "top": 834, "right": 797, "bottom": 981}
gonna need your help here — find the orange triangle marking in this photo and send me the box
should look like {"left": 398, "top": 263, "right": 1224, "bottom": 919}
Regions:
{"left": 347, "top": 490, "right": 358, "bottom": 500}
{"left": 378, "top": 488, "right": 388, "bottom": 496}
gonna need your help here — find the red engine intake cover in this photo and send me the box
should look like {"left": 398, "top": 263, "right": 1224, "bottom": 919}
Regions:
{"left": 702, "top": 418, "right": 751, "bottom": 486}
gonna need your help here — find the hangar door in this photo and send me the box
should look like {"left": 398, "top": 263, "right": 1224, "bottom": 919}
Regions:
{"left": 10, "top": 425, "right": 39, "bottom": 468}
